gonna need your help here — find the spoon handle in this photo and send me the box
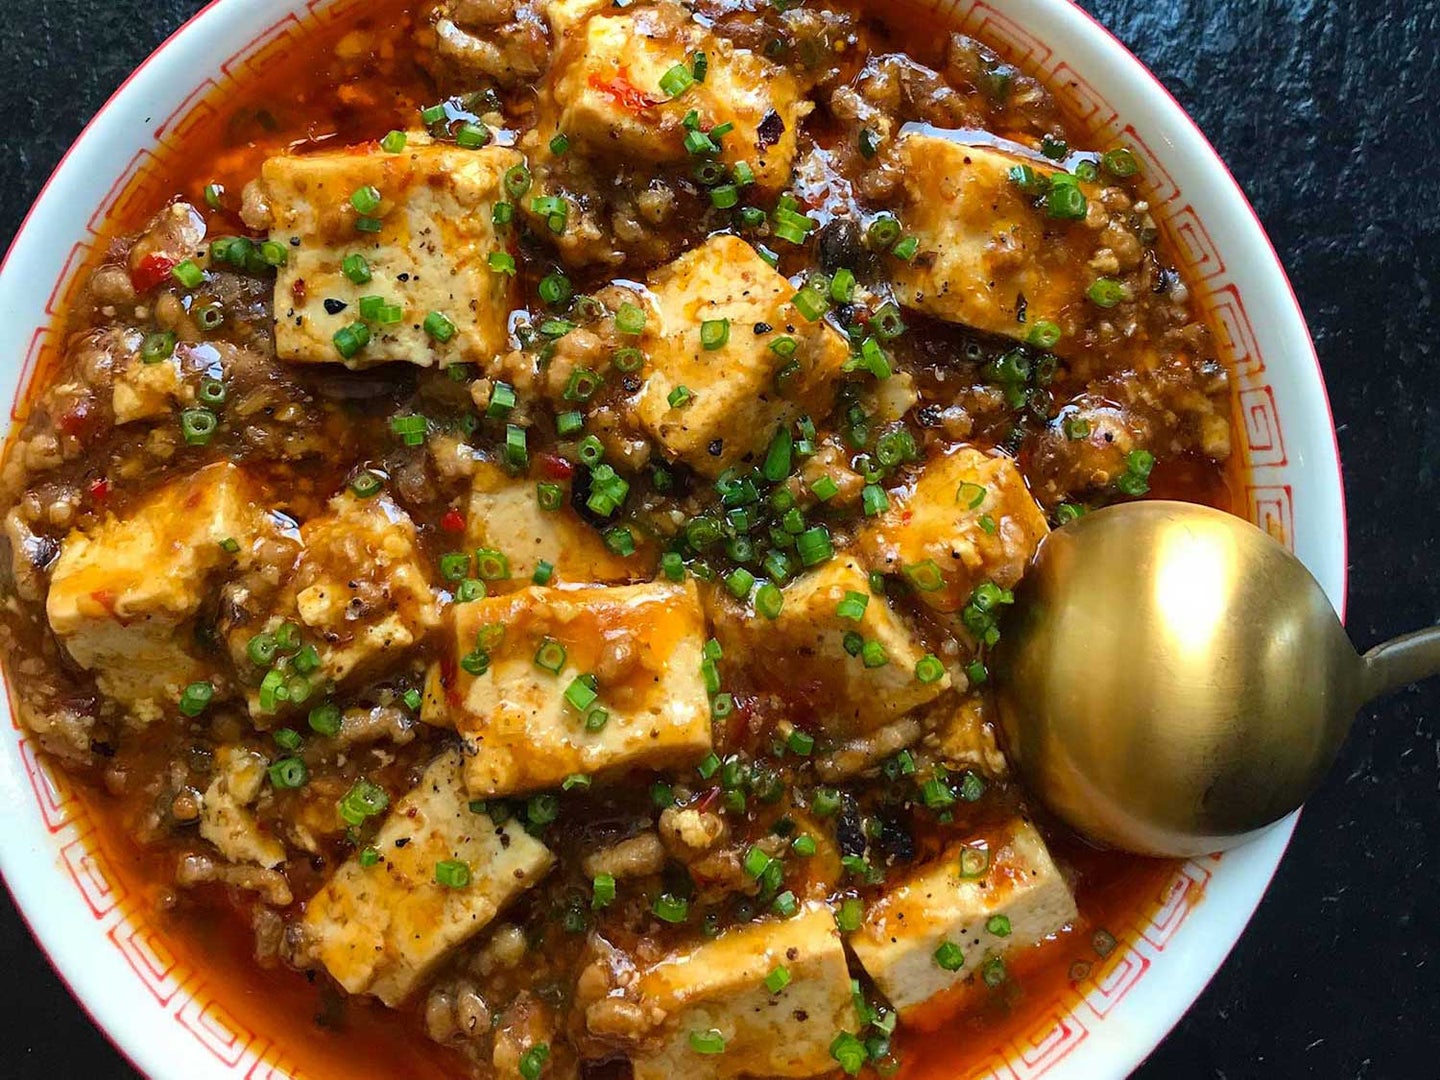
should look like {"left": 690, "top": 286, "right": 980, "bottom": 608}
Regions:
{"left": 1361, "top": 626, "right": 1440, "bottom": 702}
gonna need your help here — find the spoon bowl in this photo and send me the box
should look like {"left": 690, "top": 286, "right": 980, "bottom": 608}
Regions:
{"left": 993, "top": 502, "right": 1372, "bottom": 856}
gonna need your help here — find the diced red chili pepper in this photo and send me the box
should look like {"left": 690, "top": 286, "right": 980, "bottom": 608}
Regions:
{"left": 440, "top": 508, "right": 466, "bottom": 533}
{"left": 588, "top": 73, "right": 658, "bottom": 115}
{"left": 130, "top": 252, "right": 177, "bottom": 293}
{"left": 88, "top": 477, "right": 110, "bottom": 503}
{"left": 56, "top": 398, "right": 96, "bottom": 439}
{"left": 539, "top": 453, "right": 574, "bottom": 480}
{"left": 291, "top": 278, "right": 307, "bottom": 306}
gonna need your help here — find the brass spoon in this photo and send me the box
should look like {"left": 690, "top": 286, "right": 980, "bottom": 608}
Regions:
{"left": 992, "top": 501, "right": 1430, "bottom": 857}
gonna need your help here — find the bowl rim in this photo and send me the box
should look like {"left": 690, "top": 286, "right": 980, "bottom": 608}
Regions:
{"left": 0, "top": 0, "right": 1347, "bottom": 1077}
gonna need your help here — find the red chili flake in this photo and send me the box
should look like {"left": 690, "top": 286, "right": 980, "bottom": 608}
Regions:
{"left": 291, "top": 278, "right": 307, "bottom": 306}
{"left": 57, "top": 398, "right": 96, "bottom": 438}
{"left": 130, "top": 252, "right": 177, "bottom": 293}
{"left": 696, "top": 787, "right": 722, "bottom": 813}
{"left": 88, "top": 477, "right": 110, "bottom": 503}
{"left": 539, "top": 453, "right": 574, "bottom": 480}
{"left": 588, "top": 73, "right": 658, "bottom": 115}
{"left": 440, "top": 508, "right": 466, "bottom": 533}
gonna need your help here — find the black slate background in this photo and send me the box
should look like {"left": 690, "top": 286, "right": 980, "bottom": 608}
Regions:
{"left": 2, "top": 1, "right": 1437, "bottom": 1077}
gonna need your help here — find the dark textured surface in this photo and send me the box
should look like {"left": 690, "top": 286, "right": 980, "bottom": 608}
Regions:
{"left": 2, "top": 1, "right": 1438, "bottom": 1077}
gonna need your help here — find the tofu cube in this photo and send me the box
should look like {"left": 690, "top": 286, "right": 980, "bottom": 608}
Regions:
{"left": 859, "top": 446, "right": 1048, "bottom": 613}
{"left": 302, "top": 749, "right": 554, "bottom": 1005}
{"left": 630, "top": 903, "right": 854, "bottom": 1080}
{"left": 262, "top": 140, "right": 522, "bottom": 368}
{"left": 848, "top": 820, "right": 1077, "bottom": 1016}
{"left": 199, "top": 745, "right": 286, "bottom": 869}
{"left": 549, "top": 7, "right": 807, "bottom": 193}
{"left": 228, "top": 492, "right": 441, "bottom": 714}
{"left": 467, "top": 460, "right": 647, "bottom": 587}
{"left": 710, "top": 556, "right": 951, "bottom": 740}
{"left": 46, "top": 462, "right": 266, "bottom": 721}
{"left": 889, "top": 135, "right": 1105, "bottom": 354}
{"left": 635, "top": 236, "right": 848, "bottom": 477}
{"left": 434, "top": 579, "right": 712, "bottom": 796}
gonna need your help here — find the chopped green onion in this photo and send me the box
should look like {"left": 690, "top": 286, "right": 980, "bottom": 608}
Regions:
{"left": 141, "top": 331, "right": 177, "bottom": 363}
{"left": 203, "top": 182, "right": 224, "bottom": 209}
{"left": 700, "top": 318, "right": 730, "bottom": 350}
{"left": 689, "top": 1028, "right": 725, "bottom": 1055}
{"left": 560, "top": 370, "right": 602, "bottom": 407}
{"left": 576, "top": 434, "right": 605, "bottom": 466}
{"left": 1027, "top": 319, "right": 1063, "bottom": 348}
{"left": 505, "top": 423, "right": 528, "bottom": 468}
{"left": 423, "top": 311, "right": 457, "bottom": 344}
{"left": 518, "top": 1044, "right": 549, "bottom": 1080}
{"left": 861, "top": 640, "right": 889, "bottom": 668}
{"left": 358, "top": 847, "right": 380, "bottom": 867}
{"left": 180, "top": 408, "right": 218, "bottom": 446}
{"left": 831, "top": 1032, "right": 867, "bottom": 1076}
{"left": 171, "top": 259, "right": 204, "bottom": 289}
{"left": 903, "top": 559, "right": 944, "bottom": 592}
{"left": 488, "top": 251, "right": 517, "bottom": 275}
{"left": 350, "top": 185, "right": 383, "bottom": 215}
{"left": 308, "top": 703, "right": 342, "bottom": 736}
{"left": 539, "top": 272, "right": 572, "bottom": 306}
{"left": 474, "top": 548, "right": 510, "bottom": 581}
{"left": 564, "top": 675, "right": 598, "bottom": 714}
{"left": 660, "top": 63, "right": 695, "bottom": 98}
{"left": 653, "top": 893, "right": 690, "bottom": 923}
{"left": 866, "top": 214, "right": 901, "bottom": 249}
{"left": 791, "top": 285, "right": 826, "bottom": 322}
{"left": 958, "top": 844, "right": 990, "bottom": 878}
{"left": 592, "top": 873, "right": 617, "bottom": 909}
{"left": 342, "top": 252, "right": 371, "bottom": 285}
{"left": 934, "top": 941, "right": 965, "bottom": 971}
{"left": 915, "top": 655, "right": 946, "bottom": 684}
{"left": 667, "top": 385, "right": 693, "bottom": 408}
{"left": 505, "top": 164, "right": 532, "bottom": 199}
{"left": 614, "top": 302, "right": 647, "bottom": 335}
{"left": 1102, "top": 147, "right": 1141, "bottom": 177}
{"left": 434, "top": 858, "right": 472, "bottom": 888}
{"left": 755, "top": 582, "right": 784, "bottom": 620}
{"left": 603, "top": 526, "right": 635, "bottom": 556}
{"left": 836, "top": 591, "right": 868, "bottom": 622}
{"left": 709, "top": 183, "right": 740, "bottom": 210}
{"left": 725, "top": 567, "right": 755, "bottom": 600}
{"left": 1087, "top": 277, "right": 1128, "bottom": 307}
{"left": 380, "top": 130, "right": 407, "bottom": 154}
{"left": 178, "top": 681, "right": 214, "bottom": 717}
{"left": 835, "top": 897, "right": 864, "bottom": 931}
{"left": 792, "top": 834, "right": 817, "bottom": 857}
{"left": 268, "top": 757, "right": 308, "bottom": 790}
{"left": 697, "top": 751, "right": 721, "bottom": 779}
{"left": 982, "top": 957, "right": 1008, "bottom": 988}
{"left": 1046, "top": 183, "right": 1088, "bottom": 220}
{"left": 534, "top": 638, "right": 567, "bottom": 674}
{"left": 795, "top": 526, "right": 833, "bottom": 567}
{"left": 811, "top": 787, "right": 842, "bottom": 817}
{"left": 891, "top": 235, "right": 919, "bottom": 261}
{"left": 548, "top": 132, "right": 570, "bottom": 156}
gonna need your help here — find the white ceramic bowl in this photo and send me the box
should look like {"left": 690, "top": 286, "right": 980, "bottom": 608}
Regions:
{"left": 0, "top": 0, "right": 1346, "bottom": 1077}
